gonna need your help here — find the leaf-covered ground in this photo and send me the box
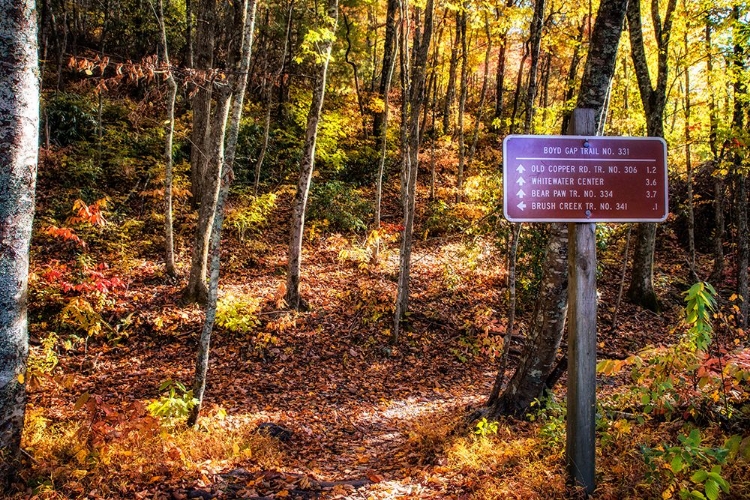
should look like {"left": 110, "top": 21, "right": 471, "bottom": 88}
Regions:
{"left": 15, "top": 157, "right": 750, "bottom": 499}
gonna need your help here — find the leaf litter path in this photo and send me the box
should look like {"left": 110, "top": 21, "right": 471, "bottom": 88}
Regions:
{"left": 33, "top": 234, "right": 506, "bottom": 499}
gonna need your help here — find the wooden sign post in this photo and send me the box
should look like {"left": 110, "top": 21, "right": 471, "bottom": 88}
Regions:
{"left": 566, "top": 108, "right": 598, "bottom": 494}
{"left": 501, "top": 109, "right": 668, "bottom": 494}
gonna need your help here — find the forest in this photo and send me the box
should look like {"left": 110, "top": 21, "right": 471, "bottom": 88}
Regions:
{"left": 1, "top": 0, "right": 749, "bottom": 497}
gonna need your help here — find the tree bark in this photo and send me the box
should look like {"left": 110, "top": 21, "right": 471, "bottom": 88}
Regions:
{"left": 285, "top": 0, "right": 339, "bottom": 310}
{"left": 683, "top": 16, "right": 697, "bottom": 281}
{"left": 625, "top": 0, "right": 676, "bottom": 312}
{"left": 705, "top": 18, "right": 725, "bottom": 283}
{"left": 442, "top": 10, "right": 460, "bottom": 135}
{"left": 343, "top": 12, "right": 366, "bottom": 135}
{"left": 156, "top": 0, "right": 178, "bottom": 279}
{"left": 393, "top": 0, "right": 435, "bottom": 343}
{"left": 0, "top": 0, "right": 38, "bottom": 484}
{"left": 731, "top": 4, "right": 748, "bottom": 326}
{"left": 524, "top": 0, "right": 546, "bottom": 134}
{"left": 466, "top": 13, "right": 492, "bottom": 169}
{"left": 185, "top": 0, "right": 249, "bottom": 304}
{"left": 487, "top": 223, "right": 569, "bottom": 417}
{"left": 189, "top": 0, "right": 257, "bottom": 427}
{"left": 560, "top": 20, "right": 585, "bottom": 134}
{"left": 185, "top": 89, "right": 232, "bottom": 304}
{"left": 189, "top": 0, "right": 217, "bottom": 206}
{"left": 373, "top": 0, "right": 398, "bottom": 140}
{"left": 255, "top": 0, "right": 294, "bottom": 195}
{"left": 456, "top": 8, "right": 468, "bottom": 201}
{"left": 374, "top": 22, "right": 398, "bottom": 232}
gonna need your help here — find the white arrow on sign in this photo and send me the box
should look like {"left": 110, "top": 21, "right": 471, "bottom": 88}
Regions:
{"left": 516, "top": 164, "right": 526, "bottom": 173}
{"left": 516, "top": 177, "right": 526, "bottom": 186}
{"left": 517, "top": 189, "right": 526, "bottom": 198}
{"left": 517, "top": 201, "right": 526, "bottom": 211}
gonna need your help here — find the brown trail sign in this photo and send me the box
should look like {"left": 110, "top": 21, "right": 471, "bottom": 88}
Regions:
{"left": 501, "top": 119, "right": 669, "bottom": 495}
{"left": 503, "top": 135, "right": 668, "bottom": 223}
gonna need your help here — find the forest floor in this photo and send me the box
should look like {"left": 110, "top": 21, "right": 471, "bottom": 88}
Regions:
{"left": 14, "top": 170, "right": 750, "bottom": 499}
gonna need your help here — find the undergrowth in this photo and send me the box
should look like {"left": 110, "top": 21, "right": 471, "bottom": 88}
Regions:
{"left": 19, "top": 405, "right": 282, "bottom": 498}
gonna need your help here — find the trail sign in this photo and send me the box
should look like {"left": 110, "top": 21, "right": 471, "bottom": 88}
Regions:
{"left": 503, "top": 135, "right": 668, "bottom": 222}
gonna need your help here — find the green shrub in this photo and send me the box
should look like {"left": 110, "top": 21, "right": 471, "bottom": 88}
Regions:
{"left": 309, "top": 181, "right": 370, "bottom": 233}
{"left": 44, "top": 92, "right": 98, "bottom": 147}
{"left": 226, "top": 192, "right": 277, "bottom": 241}
{"left": 216, "top": 292, "right": 261, "bottom": 334}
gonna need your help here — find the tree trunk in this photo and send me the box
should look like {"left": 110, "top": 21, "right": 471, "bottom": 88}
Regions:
{"left": 508, "top": 45, "right": 528, "bottom": 134}
{"left": 487, "top": 223, "right": 569, "bottom": 416}
{"left": 0, "top": 0, "right": 38, "bottom": 484}
{"left": 185, "top": 0, "right": 252, "bottom": 304}
{"left": 442, "top": 10, "right": 460, "bottom": 135}
{"left": 494, "top": 30, "right": 509, "bottom": 127}
{"left": 374, "top": 23, "right": 398, "bottom": 232}
{"left": 705, "top": 19, "right": 725, "bottom": 283}
{"left": 560, "top": 21, "right": 586, "bottom": 134}
{"left": 523, "top": 0, "right": 546, "bottom": 134}
{"left": 185, "top": 89, "right": 232, "bottom": 304}
{"left": 255, "top": 0, "right": 294, "bottom": 194}
{"left": 186, "top": 0, "right": 194, "bottom": 67}
{"left": 683, "top": 18, "right": 696, "bottom": 281}
{"left": 156, "top": 0, "right": 178, "bottom": 279}
{"left": 625, "top": 0, "right": 677, "bottom": 312}
{"left": 393, "top": 0, "right": 435, "bottom": 343}
{"left": 731, "top": 4, "right": 748, "bottom": 326}
{"left": 486, "top": 0, "right": 628, "bottom": 418}
{"left": 189, "top": 0, "right": 217, "bottom": 206}
{"left": 188, "top": 0, "right": 257, "bottom": 427}
{"left": 488, "top": 222, "right": 521, "bottom": 403}
{"left": 285, "top": 0, "right": 339, "bottom": 310}
{"left": 343, "top": 13, "right": 366, "bottom": 135}
{"left": 373, "top": 0, "right": 398, "bottom": 140}
{"left": 466, "top": 13, "right": 492, "bottom": 169}
{"left": 456, "top": 8, "right": 468, "bottom": 201}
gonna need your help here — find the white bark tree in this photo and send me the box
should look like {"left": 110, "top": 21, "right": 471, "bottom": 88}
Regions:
{"left": 0, "top": 0, "right": 39, "bottom": 485}
{"left": 188, "top": 0, "right": 258, "bottom": 427}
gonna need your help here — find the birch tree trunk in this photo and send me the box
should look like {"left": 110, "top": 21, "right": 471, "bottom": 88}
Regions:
{"left": 189, "top": 0, "right": 257, "bottom": 427}
{"left": 185, "top": 0, "right": 251, "bottom": 304}
{"left": 156, "top": 0, "right": 178, "bottom": 279}
{"left": 285, "top": 0, "right": 339, "bottom": 310}
{"left": 0, "top": 0, "right": 38, "bottom": 484}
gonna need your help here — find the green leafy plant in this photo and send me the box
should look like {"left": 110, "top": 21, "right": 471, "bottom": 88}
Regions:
{"left": 528, "top": 396, "right": 567, "bottom": 448}
{"left": 596, "top": 282, "right": 727, "bottom": 420}
{"left": 225, "top": 192, "right": 277, "bottom": 241}
{"left": 215, "top": 292, "right": 261, "bottom": 335}
{"left": 147, "top": 380, "right": 198, "bottom": 423}
{"left": 474, "top": 417, "right": 499, "bottom": 438}
{"left": 684, "top": 282, "right": 717, "bottom": 351}
{"left": 309, "top": 180, "right": 370, "bottom": 233}
{"left": 641, "top": 429, "right": 732, "bottom": 500}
